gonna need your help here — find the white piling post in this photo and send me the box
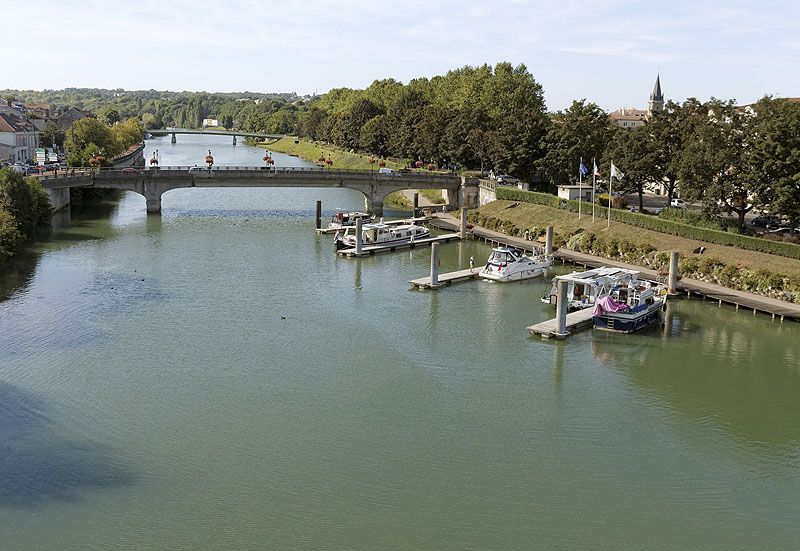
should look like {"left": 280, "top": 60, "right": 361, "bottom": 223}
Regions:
{"left": 545, "top": 226, "right": 554, "bottom": 256}
{"left": 556, "top": 279, "right": 569, "bottom": 337}
{"left": 460, "top": 207, "right": 468, "bottom": 239}
{"left": 668, "top": 251, "right": 679, "bottom": 294}
{"left": 430, "top": 242, "right": 440, "bottom": 287}
{"left": 355, "top": 217, "right": 363, "bottom": 255}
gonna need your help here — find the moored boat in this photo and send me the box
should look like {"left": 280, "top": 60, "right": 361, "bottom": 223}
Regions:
{"left": 479, "top": 246, "right": 552, "bottom": 282}
{"left": 328, "top": 211, "right": 373, "bottom": 230}
{"left": 592, "top": 282, "right": 667, "bottom": 333}
{"left": 334, "top": 223, "right": 430, "bottom": 250}
{"left": 542, "top": 267, "right": 647, "bottom": 310}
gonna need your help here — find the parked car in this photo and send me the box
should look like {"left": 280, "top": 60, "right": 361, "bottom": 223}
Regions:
{"left": 495, "top": 174, "right": 518, "bottom": 185}
{"left": 378, "top": 167, "right": 396, "bottom": 175}
{"left": 752, "top": 214, "right": 782, "bottom": 228}
{"left": 670, "top": 198, "right": 686, "bottom": 208}
{"left": 768, "top": 226, "right": 796, "bottom": 235}
{"left": 11, "top": 163, "right": 28, "bottom": 174}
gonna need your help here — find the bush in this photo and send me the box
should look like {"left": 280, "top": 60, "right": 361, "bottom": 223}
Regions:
{"left": 496, "top": 187, "right": 800, "bottom": 260}
{"left": 0, "top": 208, "right": 21, "bottom": 258}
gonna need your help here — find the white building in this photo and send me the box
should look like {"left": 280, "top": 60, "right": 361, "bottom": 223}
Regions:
{"left": 202, "top": 118, "right": 220, "bottom": 127}
{"left": 557, "top": 184, "right": 593, "bottom": 202}
{"left": 0, "top": 112, "right": 38, "bottom": 164}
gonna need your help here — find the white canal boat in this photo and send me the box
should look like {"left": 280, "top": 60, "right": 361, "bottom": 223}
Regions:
{"left": 334, "top": 223, "right": 430, "bottom": 250}
{"left": 479, "top": 246, "right": 553, "bottom": 282}
{"left": 592, "top": 281, "right": 667, "bottom": 333}
{"left": 542, "top": 267, "right": 649, "bottom": 310}
{"left": 327, "top": 211, "right": 374, "bottom": 230}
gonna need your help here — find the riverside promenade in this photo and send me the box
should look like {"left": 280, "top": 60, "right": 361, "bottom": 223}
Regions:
{"left": 430, "top": 214, "right": 800, "bottom": 321}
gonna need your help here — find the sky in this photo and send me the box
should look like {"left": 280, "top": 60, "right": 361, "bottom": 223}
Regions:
{"left": 7, "top": 0, "right": 798, "bottom": 111}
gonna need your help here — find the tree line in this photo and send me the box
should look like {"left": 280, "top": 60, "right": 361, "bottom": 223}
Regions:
{"left": 0, "top": 168, "right": 51, "bottom": 258}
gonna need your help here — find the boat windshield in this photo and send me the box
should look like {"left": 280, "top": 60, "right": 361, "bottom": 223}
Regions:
{"left": 488, "top": 251, "right": 515, "bottom": 264}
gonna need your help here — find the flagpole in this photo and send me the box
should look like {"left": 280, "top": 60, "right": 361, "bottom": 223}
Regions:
{"left": 578, "top": 159, "right": 583, "bottom": 221}
{"left": 608, "top": 164, "right": 612, "bottom": 228}
{"left": 592, "top": 159, "right": 597, "bottom": 224}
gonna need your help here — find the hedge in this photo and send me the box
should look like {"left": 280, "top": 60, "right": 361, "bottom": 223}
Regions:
{"left": 496, "top": 187, "right": 800, "bottom": 260}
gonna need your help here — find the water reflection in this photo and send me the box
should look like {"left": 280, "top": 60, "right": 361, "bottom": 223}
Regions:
{"left": 592, "top": 300, "right": 800, "bottom": 456}
{"left": 0, "top": 382, "right": 137, "bottom": 508}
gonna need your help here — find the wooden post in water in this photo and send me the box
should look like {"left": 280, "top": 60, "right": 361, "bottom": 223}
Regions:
{"left": 555, "top": 279, "right": 569, "bottom": 337}
{"left": 355, "top": 217, "right": 363, "bottom": 255}
{"left": 545, "top": 226, "right": 554, "bottom": 256}
{"left": 668, "top": 251, "right": 679, "bottom": 294}
{"left": 460, "top": 207, "right": 468, "bottom": 239}
{"left": 315, "top": 200, "right": 322, "bottom": 229}
{"left": 413, "top": 193, "right": 419, "bottom": 218}
{"left": 430, "top": 242, "right": 440, "bottom": 287}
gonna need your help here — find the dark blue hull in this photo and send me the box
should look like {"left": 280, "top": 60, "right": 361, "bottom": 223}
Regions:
{"left": 593, "top": 304, "right": 663, "bottom": 333}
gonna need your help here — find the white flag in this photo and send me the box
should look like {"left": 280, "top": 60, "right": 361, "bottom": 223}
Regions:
{"left": 610, "top": 162, "right": 624, "bottom": 180}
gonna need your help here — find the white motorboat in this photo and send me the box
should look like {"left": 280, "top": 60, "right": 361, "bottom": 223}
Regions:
{"left": 334, "top": 223, "right": 430, "bottom": 250}
{"left": 593, "top": 281, "right": 667, "bottom": 333}
{"left": 479, "top": 246, "right": 553, "bottom": 282}
{"left": 542, "top": 267, "right": 649, "bottom": 310}
{"left": 328, "top": 211, "right": 373, "bottom": 230}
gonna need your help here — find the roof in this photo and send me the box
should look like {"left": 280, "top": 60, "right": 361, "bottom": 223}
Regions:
{"left": 0, "top": 112, "right": 35, "bottom": 133}
{"left": 609, "top": 107, "right": 647, "bottom": 120}
{"left": 650, "top": 74, "right": 663, "bottom": 102}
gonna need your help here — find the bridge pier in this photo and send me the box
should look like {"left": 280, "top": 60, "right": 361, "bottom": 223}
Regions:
{"left": 171, "top": 133, "right": 176, "bottom": 144}
{"left": 142, "top": 180, "right": 169, "bottom": 214}
{"left": 232, "top": 135, "right": 237, "bottom": 146}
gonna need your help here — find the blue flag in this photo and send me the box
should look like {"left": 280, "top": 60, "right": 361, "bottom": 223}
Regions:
{"left": 579, "top": 159, "right": 588, "bottom": 177}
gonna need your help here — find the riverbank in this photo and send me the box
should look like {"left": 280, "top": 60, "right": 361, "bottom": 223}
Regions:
{"left": 469, "top": 200, "right": 800, "bottom": 303}
{"left": 261, "top": 137, "right": 446, "bottom": 209}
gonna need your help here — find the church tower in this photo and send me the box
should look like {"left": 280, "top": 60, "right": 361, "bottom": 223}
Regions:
{"left": 647, "top": 74, "right": 664, "bottom": 117}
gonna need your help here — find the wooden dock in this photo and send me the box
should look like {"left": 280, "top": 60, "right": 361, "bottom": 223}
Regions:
{"left": 528, "top": 307, "right": 596, "bottom": 339}
{"left": 336, "top": 233, "right": 461, "bottom": 257}
{"left": 316, "top": 216, "right": 430, "bottom": 234}
{"left": 410, "top": 268, "right": 479, "bottom": 289}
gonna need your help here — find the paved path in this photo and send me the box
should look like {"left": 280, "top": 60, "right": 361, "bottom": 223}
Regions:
{"left": 400, "top": 189, "right": 437, "bottom": 207}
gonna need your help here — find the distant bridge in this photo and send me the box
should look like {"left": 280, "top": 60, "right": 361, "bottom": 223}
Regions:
{"left": 148, "top": 128, "right": 284, "bottom": 144}
{"left": 38, "top": 167, "right": 477, "bottom": 214}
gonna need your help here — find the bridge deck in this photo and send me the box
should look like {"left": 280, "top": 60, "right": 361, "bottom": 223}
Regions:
{"left": 336, "top": 233, "right": 460, "bottom": 257}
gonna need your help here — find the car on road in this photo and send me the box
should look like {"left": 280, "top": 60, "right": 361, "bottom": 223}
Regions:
{"left": 670, "top": 198, "right": 686, "bottom": 208}
{"left": 752, "top": 214, "right": 782, "bottom": 228}
{"left": 188, "top": 165, "right": 210, "bottom": 172}
{"left": 11, "top": 163, "right": 28, "bottom": 174}
{"left": 495, "top": 174, "right": 518, "bottom": 185}
{"left": 378, "top": 167, "right": 396, "bottom": 175}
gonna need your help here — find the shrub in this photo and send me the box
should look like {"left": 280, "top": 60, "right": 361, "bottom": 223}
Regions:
{"left": 496, "top": 187, "right": 800, "bottom": 260}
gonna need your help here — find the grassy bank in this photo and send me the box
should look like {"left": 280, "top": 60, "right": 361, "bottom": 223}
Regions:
{"left": 261, "top": 137, "right": 445, "bottom": 206}
{"left": 472, "top": 200, "right": 800, "bottom": 302}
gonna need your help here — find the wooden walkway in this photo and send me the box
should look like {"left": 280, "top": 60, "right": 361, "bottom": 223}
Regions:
{"left": 315, "top": 216, "right": 429, "bottom": 234}
{"left": 528, "top": 307, "right": 596, "bottom": 339}
{"left": 410, "top": 268, "right": 479, "bottom": 289}
{"left": 336, "top": 233, "right": 460, "bottom": 257}
{"left": 429, "top": 214, "right": 800, "bottom": 322}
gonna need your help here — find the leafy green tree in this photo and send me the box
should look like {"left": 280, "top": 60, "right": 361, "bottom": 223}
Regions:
{"left": 338, "top": 98, "right": 382, "bottom": 149}
{"left": 441, "top": 109, "right": 491, "bottom": 170}
{"left": 97, "top": 106, "right": 120, "bottom": 125}
{"left": 747, "top": 97, "right": 800, "bottom": 224}
{"left": 110, "top": 118, "right": 144, "bottom": 153}
{"left": 64, "top": 118, "right": 117, "bottom": 166}
{"left": 0, "top": 207, "right": 21, "bottom": 258}
{"left": 604, "top": 126, "right": 659, "bottom": 212}
{"left": 678, "top": 99, "right": 759, "bottom": 229}
{"left": 300, "top": 106, "right": 328, "bottom": 140}
{"left": 359, "top": 115, "right": 391, "bottom": 158}
{"left": 0, "top": 168, "right": 50, "bottom": 238}
{"left": 39, "top": 121, "right": 66, "bottom": 148}
{"left": 538, "top": 100, "right": 613, "bottom": 186}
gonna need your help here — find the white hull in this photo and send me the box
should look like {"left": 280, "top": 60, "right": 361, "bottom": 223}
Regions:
{"left": 480, "top": 264, "right": 549, "bottom": 282}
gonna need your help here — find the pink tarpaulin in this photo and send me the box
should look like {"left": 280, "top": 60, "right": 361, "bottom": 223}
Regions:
{"left": 593, "top": 296, "right": 629, "bottom": 316}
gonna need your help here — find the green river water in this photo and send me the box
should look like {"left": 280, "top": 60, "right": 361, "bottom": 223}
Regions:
{"left": 1, "top": 136, "right": 799, "bottom": 550}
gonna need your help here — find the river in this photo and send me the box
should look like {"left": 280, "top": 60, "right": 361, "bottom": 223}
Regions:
{"left": 1, "top": 136, "right": 799, "bottom": 550}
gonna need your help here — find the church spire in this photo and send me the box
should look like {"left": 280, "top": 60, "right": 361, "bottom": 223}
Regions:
{"left": 647, "top": 74, "right": 664, "bottom": 116}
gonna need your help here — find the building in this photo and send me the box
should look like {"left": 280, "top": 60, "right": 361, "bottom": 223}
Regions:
{"left": 557, "top": 184, "right": 593, "bottom": 202}
{"left": 609, "top": 75, "right": 664, "bottom": 128}
{"left": 57, "top": 107, "right": 93, "bottom": 130}
{"left": 202, "top": 118, "right": 220, "bottom": 127}
{"left": 0, "top": 112, "right": 39, "bottom": 164}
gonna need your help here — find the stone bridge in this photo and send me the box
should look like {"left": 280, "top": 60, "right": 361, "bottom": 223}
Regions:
{"left": 148, "top": 128, "right": 284, "bottom": 145}
{"left": 38, "top": 167, "right": 478, "bottom": 215}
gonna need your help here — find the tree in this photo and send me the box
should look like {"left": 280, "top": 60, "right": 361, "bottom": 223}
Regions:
{"left": 747, "top": 97, "right": 800, "bottom": 224}
{"left": 0, "top": 168, "right": 50, "bottom": 239}
{"left": 441, "top": 109, "right": 491, "bottom": 170}
{"left": 64, "top": 118, "right": 117, "bottom": 166}
{"left": 359, "top": 115, "right": 391, "bottom": 158}
{"left": 604, "top": 126, "right": 659, "bottom": 212}
{"left": 39, "top": 121, "right": 66, "bottom": 149}
{"left": 338, "top": 98, "right": 382, "bottom": 150}
{"left": 538, "top": 100, "right": 613, "bottom": 186}
{"left": 679, "top": 99, "right": 759, "bottom": 229}
{"left": 97, "top": 106, "right": 120, "bottom": 125}
{"left": 300, "top": 106, "right": 328, "bottom": 141}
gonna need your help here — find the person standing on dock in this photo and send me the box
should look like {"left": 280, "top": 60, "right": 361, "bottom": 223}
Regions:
{"left": 469, "top": 256, "right": 474, "bottom": 272}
